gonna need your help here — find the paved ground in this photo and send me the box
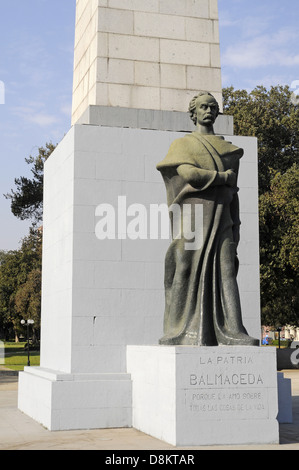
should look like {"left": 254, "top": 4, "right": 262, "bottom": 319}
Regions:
{"left": 0, "top": 369, "right": 298, "bottom": 451}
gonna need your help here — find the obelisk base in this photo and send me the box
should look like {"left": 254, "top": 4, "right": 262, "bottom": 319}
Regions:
{"left": 18, "top": 367, "right": 132, "bottom": 431}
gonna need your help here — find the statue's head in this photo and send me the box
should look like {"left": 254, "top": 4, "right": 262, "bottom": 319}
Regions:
{"left": 189, "top": 92, "right": 220, "bottom": 127}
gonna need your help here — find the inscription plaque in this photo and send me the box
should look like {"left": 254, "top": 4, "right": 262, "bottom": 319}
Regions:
{"left": 127, "top": 346, "right": 279, "bottom": 446}
{"left": 175, "top": 349, "right": 277, "bottom": 435}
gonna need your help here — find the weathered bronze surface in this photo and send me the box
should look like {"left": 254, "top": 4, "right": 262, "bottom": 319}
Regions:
{"left": 157, "top": 92, "right": 259, "bottom": 346}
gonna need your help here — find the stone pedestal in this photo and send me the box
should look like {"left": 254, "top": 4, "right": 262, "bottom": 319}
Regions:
{"left": 277, "top": 372, "right": 293, "bottom": 424}
{"left": 127, "top": 346, "right": 279, "bottom": 446}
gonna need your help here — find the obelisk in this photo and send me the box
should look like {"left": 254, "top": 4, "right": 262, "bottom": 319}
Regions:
{"left": 72, "top": 0, "right": 223, "bottom": 124}
{"left": 18, "top": 1, "right": 272, "bottom": 439}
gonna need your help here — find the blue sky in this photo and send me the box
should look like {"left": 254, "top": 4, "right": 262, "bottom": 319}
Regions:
{"left": 0, "top": 0, "right": 298, "bottom": 251}
{"left": 219, "top": 0, "right": 299, "bottom": 90}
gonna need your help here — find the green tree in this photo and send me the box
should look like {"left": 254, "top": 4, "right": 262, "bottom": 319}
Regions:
{"left": 4, "top": 143, "right": 56, "bottom": 224}
{"left": 0, "top": 250, "right": 8, "bottom": 266}
{"left": 223, "top": 86, "right": 299, "bottom": 327}
{"left": 1, "top": 143, "right": 52, "bottom": 339}
{"left": 15, "top": 268, "right": 41, "bottom": 342}
{"left": 223, "top": 85, "right": 299, "bottom": 194}
{"left": 0, "top": 229, "right": 42, "bottom": 341}
{"left": 0, "top": 250, "right": 8, "bottom": 337}
{"left": 0, "top": 249, "right": 22, "bottom": 340}
{"left": 259, "top": 164, "right": 299, "bottom": 327}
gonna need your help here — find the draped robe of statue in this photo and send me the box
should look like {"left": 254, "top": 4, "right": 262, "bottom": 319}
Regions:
{"left": 157, "top": 132, "right": 259, "bottom": 346}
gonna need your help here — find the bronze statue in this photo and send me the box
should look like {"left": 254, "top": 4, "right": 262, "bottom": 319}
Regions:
{"left": 157, "top": 92, "right": 259, "bottom": 346}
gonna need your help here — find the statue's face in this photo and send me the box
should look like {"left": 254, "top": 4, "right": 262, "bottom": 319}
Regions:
{"left": 195, "top": 95, "right": 218, "bottom": 126}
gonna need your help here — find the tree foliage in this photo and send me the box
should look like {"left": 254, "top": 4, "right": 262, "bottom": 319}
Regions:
{"left": 4, "top": 143, "right": 56, "bottom": 224}
{"left": 0, "top": 229, "right": 42, "bottom": 340}
{"left": 259, "top": 164, "right": 299, "bottom": 326}
{"left": 223, "top": 85, "right": 299, "bottom": 194}
{"left": 223, "top": 86, "right": 299, "bottom": 327}
{"left": 0, "top": 143, "right": 54, "bottom": 340}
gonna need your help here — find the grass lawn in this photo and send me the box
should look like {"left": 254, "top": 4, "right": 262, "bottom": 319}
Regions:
{"left": 1, "top": 342, "right": 40, "bottom": 371}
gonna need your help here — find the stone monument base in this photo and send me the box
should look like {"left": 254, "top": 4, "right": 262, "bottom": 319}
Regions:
{"left": 127, "top": 345, "right": 279, "bottom": 446}
{"left": 18, "top": 367, "right": 132, "bottom": 431}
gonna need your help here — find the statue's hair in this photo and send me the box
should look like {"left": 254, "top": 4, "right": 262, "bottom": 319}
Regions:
{"left": 189, "top": 91, "right": 220, "bottom": 125}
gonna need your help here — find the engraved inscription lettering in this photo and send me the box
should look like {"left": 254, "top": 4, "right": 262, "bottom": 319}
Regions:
{"left": 190, "top": 373, "right": 263, "bottom": 386}
{"left": 198, "top": 355, "right": 254, "bottom": 366}
{"left": 186, "top": 388, "right": 267, "bottom": 417}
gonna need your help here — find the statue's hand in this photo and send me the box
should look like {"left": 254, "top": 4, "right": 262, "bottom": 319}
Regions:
{"left": 225, "top": 169, "right": 237, "bottom": 187}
